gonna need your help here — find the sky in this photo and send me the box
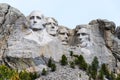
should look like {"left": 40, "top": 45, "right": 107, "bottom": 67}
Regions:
{"left": 0, "top": 0, "right": 120, "bottom": 29}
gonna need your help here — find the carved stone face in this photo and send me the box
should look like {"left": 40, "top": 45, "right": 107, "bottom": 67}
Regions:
{"left": 58, "top": 27, "right": 69, "bottom": 45}
{"left": 76, "top": 27, "right": 90, "bottom": 47}
{"left": 29, "top": 11, "right": 44, "bottom": 30}
{"left": 45, "top": 18, "right": 58, "bottom": 36}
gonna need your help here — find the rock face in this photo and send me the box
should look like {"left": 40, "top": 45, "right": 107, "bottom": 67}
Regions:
{"left": 0, "top": 3, "right": 24, "bottom": 63}
{"left": 0, "top": 3, "right": 120, "bottom": 79}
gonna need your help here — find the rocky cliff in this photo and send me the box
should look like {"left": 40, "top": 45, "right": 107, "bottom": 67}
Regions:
{"left": 0, "top": 3, "right": 120, "bottom": 80}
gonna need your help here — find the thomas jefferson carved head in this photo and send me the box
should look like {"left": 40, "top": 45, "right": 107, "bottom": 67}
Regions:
{"left": 45, "top": 17, "right": 58, "bottom": 36}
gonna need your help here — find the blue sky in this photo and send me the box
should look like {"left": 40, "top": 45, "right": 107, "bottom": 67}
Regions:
{"left": 0, "top": 0, "right": 120, "bottom": 29}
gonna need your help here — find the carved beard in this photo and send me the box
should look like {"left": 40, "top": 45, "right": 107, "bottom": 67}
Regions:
{"left": 79, "top": 42, "right": 88, "bottom": 48}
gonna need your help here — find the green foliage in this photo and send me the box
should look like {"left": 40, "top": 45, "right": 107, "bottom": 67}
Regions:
{"left": 79, "top": 73, "right": 81, "bottom": 78}
{"left": 101, "top": 63, "right": 110, "bottom": 79}
{"left": 10, "top": 73, "right": 20, "bottom": 80}
{"left": 51, "top": 63, "right": 56, "bottom": 72}
{"left": 87, "top": 65, "right": 91, "bottom": 76}
{"left": 97, "top": 69, "right": 104, "bottom": 80}
{"left": 69, "top": 51, "right": 73, "bottom": 57}
{"left": 91, "top": 70, "right": 97, "bottom": 80}
{"left": 0, "top": 65, "right": 38, "bottom": 80}
{"left": 91, "top": 56, "right": 99, "bottom": 71}
{"left": 74, "top": 57, "right": 80, "bottom": 65}
{"left": 0, "top": 65, "right": 15, "bottom": 80}
{"left": 116, "top": 74, "right": 120, "bottom": 80}
{"left": 73, "top": 55, "right": 88, "bottom": 70}
{"left": 73, "top": 54, "right": 79, "bottom": 58}
{"left": 60, "top": 54, "right": 68, "bottom": 66}
{"left": 69, "top": 61, "right": 75, "bottom": 69}
{"left": 110, "top": 72, "right": 116, "bottom": 80}
{"left": 90, "top": 56, "right": 99, "bottom": 79}
{"left": 47, "top": 57, "right": 57, "bottom": 72}
{"left": 78, "top": 55, "right": 88, "bottom": 71}
{"left": 41, "top": 68, "right": 47, "bottom": 76}
{"left": 19, "top": 70, "right": 31, "bottom": 80}
{"left": 89, "top": 75, "right": 92, "bottom": 80}
{"left": 29, "top": 72, "right": 39, "bottom": 80}
{"left": 47, "top": 57, "right": 52, "bottom": 67}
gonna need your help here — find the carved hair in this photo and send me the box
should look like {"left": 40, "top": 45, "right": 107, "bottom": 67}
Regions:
{"left": 58, "top": 25, "right": 70, "bottom": 36}
{"left": 46, "top": 17, "right": 58, "bottom": 24}
{"left": 28, "top": 10, "right": 44, "bottom": 20}
{"left": 75, "top": 24, "right": 90, "bottom": 36}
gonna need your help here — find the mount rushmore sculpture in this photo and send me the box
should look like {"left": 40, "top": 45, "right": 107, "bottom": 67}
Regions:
{"left": 0, "top": 3, "right": 120, "bottom": 75}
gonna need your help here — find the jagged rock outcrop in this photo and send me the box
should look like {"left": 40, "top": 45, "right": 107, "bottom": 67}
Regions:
{"left": 1, "top": 3, "right": 120, "bottom": 80}
{"left": 0, "top": 3, "right": 24, "bottom": 63}
{"left": 69, "top": 23, "right": 115, "bottom": 72}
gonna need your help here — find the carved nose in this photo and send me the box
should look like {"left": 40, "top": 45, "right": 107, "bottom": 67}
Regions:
{"left": 34, "top": 21, "right": 37, "bottom": 23}
{"left": 65, "top": 37, "right": 68, "bottom": 40}
{"left": 79, "top": 38, "right": 82, "bottom": 41}
{"left": 52, "top": 26, "right": 54, "bottom": 29}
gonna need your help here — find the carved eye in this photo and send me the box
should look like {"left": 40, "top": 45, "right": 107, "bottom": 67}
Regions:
{"left": 36, "top": 16, "right": 41, "bottom": 19}
{"left": 30, "top": 16, "right": 34, "bottom": 20}
{"left": 53, "top": 23, "right": 57, "bottom": 26}
{"left": 47, "top": 22, "right": 51, "bottom": 25}
{"left": 49, "top": 23, "right": 52, "bottom": 25}
{"left": 60, "top": 33, "right": 65, "bottom": 35}
{"left": 81, "top": 33, "right": 87, "bottom": 36}
{"left": 67, "top": 33, "right": 69, "bottom": 36}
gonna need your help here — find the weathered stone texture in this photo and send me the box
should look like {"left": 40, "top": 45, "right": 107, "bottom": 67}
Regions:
{"left": 0, "top": 3, "right": 120, "bottom": 80}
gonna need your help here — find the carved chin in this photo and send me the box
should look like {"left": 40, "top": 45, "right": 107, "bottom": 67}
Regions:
{"left": 31, "top": 24, "right": 44, "bottom": 29}
{"left": 79, "top": 42, "right": 87, "bottom": 48}
{"left": 48, "top": 31, "right": 56, "bottom": 35}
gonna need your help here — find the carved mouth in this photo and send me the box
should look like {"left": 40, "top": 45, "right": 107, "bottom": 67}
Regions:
{"left": 50, "top": 30, "right": 55, "bottom": 31}
{"left": 32, "top": 28, "right": 42, "bottom": 31}
{"left": 62, "top": 41, "right": 68, "bottom": 45}
{"left": 62, "top": 40, "right": 68, "bottom": 42}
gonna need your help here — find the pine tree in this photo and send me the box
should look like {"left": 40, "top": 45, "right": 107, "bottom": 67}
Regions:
{"left": 91, "top": 56, "right": 99, "bottom": 71}
{"left": 60, "top": 54, "right": 68, "bottom": 66}
{"left": 70, "top": 61, "right": 75, "bottom": 69}
{"left": 97, "top": 69, "right": 104, "bottom": 80}
{"left": 41, "top": 68, "right": 47, "bottom": 76}
{"left": 69, "top": 51, "right": 73, "bottom": 57}
{"left": 91, "top": 56, "right": 99, "bottom": 79}
{"left": 87, "top": 65, "right": 91, "bottom": 76}
{"left": 110, "top": 72, "right": 116, "bottom": 80}
{"left": 19, "top": 70, "right": 31, "bottom": 80}
{"left": 116, "top": 74, "right": 120, "bottom": 80}
{"left": 79, "top": 55, "right": 88, "bottom": 71}
{"left": 101, "top": 63, "right": 110, "bottom": 79}
{"left": 47, "top": 57, "right": 52, "bottom": 67}
{"left": 74, "top": 57, "right": 79, "bottom": 65}
{"left": 51, "top": 63, "right": 56, "bottom": 72}
{"left": 29, "top": 72, "right": 39, "bottom": 80}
